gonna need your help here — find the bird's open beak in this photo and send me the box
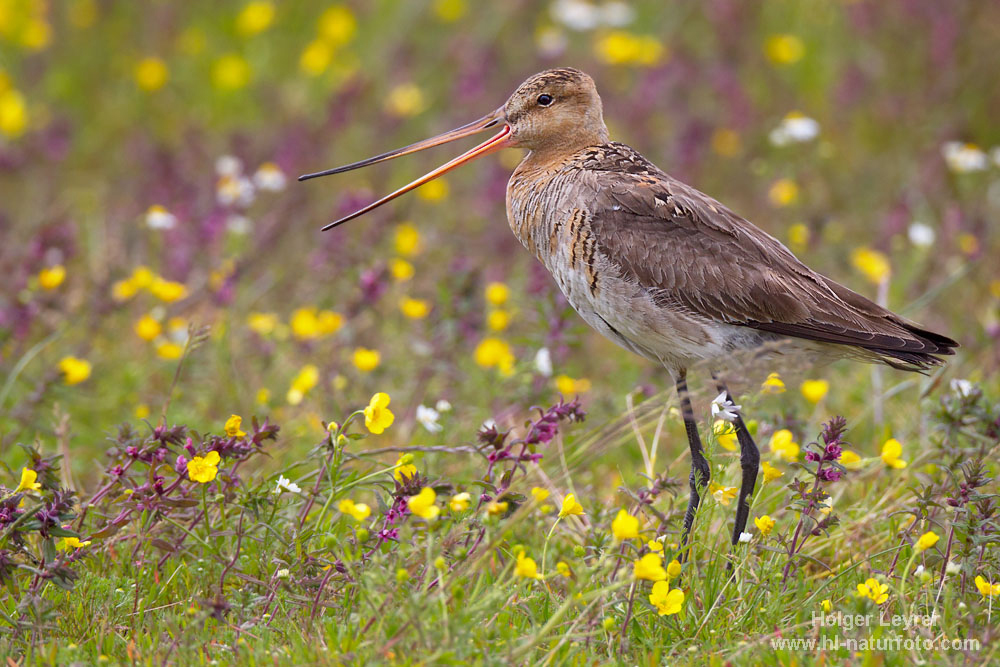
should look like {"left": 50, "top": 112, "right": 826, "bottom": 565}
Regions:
{"left": 299, "top": 108, "right": 511, "bottom": 231}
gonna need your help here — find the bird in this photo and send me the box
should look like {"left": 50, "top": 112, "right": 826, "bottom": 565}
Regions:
{"left": 299, "top": 67, "right": 957, "bottom": 554}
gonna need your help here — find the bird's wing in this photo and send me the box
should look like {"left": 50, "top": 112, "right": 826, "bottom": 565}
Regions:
{"left": 577, "top": 144, "right": 955, "bottom": 365}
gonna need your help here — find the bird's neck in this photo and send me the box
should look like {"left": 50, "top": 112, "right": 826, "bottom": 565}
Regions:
{"left": 517, "top": 128, "right": 610, "bottom": 172}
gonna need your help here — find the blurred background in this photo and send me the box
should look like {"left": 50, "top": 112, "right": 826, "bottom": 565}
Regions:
{"left": 1, "top": 0, "right": 998, "bottom": 482}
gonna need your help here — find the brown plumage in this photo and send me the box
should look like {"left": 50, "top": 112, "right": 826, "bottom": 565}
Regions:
{"left": 299, "top": 67, "right": 957, "bottom": 555}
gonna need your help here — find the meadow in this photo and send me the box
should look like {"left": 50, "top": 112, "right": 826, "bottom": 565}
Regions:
{"left": 1, "top": 0, "right": 999, "bottom": 664}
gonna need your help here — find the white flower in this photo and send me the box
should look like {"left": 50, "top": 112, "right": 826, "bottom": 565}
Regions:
{"left": 226, "top": 214, "right": 252, "bottom": 234}
{"left": 534, "top": 347, "right": 553, "bottom": 377}
{"left": 738, "top": 531, "right": 752, "bottom": 544}
{"left": 275, "top": 568, "right": 290, "bottom": 579}
{"left": 600, "top": 1, "right": 636, "bottom": 26}
{"left": 274, "top": 475, "right": 301, "bottom": 494}
{"left": 949, "top": 379, "right": 973, "bottom": 397}
{"left": 535, "top": 26, "right": 568, "bottom": 58}
{"left": 482, "top": 418, "right": 496, "bottom": 430}
{"left": 550, "top": 0, "right": 602, "bottom": 31}
{"left": 435, "top": 399, "right": 452, "bottom": 413}
{"left": 416, "top": 405, "right": 443, "bottom": 433}
{"left": 945, "top": 561, "right": 961, "bottom": 575}
{"left": 710, "top": 392, "right": 741, "bottom": 422}
{"left": 145, "top": 204, "right": 177, "bottom": 230}
{"left": 941, "top": 142, "right": 988, "bottom": 173}
{"left": 217, "top": 175, "right": 255, "bottom": 207}
{"left": 215, "top": 155, "right": 243, "bottom": 177}
{"left": 907, "top": 221, "right": 935, "bottom": 247}
{"left": 253, "top": 162, "right": 287, "bottom": 191}
{"left": 769, "top": 113, "right": 820, "bottom": 146}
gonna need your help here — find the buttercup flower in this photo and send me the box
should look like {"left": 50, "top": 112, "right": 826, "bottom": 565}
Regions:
{"left": 821, "top": 599, "right": 833, "bottom": 613}
{"left": 769, "top": 429, "right": 799, "bottom": 462}
{"left": 187, "top": 451, "right": 221, "bottom": 484}
{"left": 556, "top": 561, "right": 571, "bottom": 577}
{"left": 856, "top": 578, "right": 889, "bottom": 605}
{"left": 558, "top": 494, "right": 584, "bottom": 518}
{"left": 400, "top": 297, "right": 431, "bottom": 319}
{"left": 448, "top": 492, "right": 470, "bottom": 512}
{"left": 364, "top": 393, "right": 395, "bottom": 434}
{"left": 353, "top": 348, "right": 381, "bottom": 373}
{"left": 487, "top": 500, "right": 509, "bottom": 516}
{"left": 648, "top": 539, "right": 664, "bottom": 554}
{"left": 709, "top": 482, "right": 737, "bottom": 506}
{"left": 761, "top": 372, "right": 786, "bottom": 393}
{"left": 338, "top": 499, "right": 372, "bottom": 522}
{"left": 530, "top": 487, "right": 550, "bottom": 503}
{"left": 484, "top": 282, "right": 510, "bottom": 306}
{"left": 754, "top": 515, "right": 775, "bottom": 536}
{"left": 393, "top": 455, "right": 416, "bottom": 481}
{"left": 134, "top": 314, "right": 162, "bottom": 341}
{"left": 408, "top": 487, "right": 439, "bottom": 520}
{"left": 839, "top": 450, "right": 862, "bottom": 469}
{"left": 880, "top": 438, "right": 907, "bottom": 469}
{"left": 633, "top": 553, "right": 667, "bottom": 581}
{"left": 225, "top": 414, "right": 246, "bottom": 438}
{"left": 761, "top": 461, "right": 784, "bottom": 483}
{"left": 800, "top": 379, "right": 829, "bottom": 404}
{"left": 612, "top": 509, "right": 639, "bottom": 540}
{"left": 555, "top": 375, "right": 591, "bottom": 395}
{"left": 974, "top": 576, "right": 1000, "bottom": 597}
{"left": 649, "top": 581, "right": 684, "bottom": 615}
{"left": 713, "top": 420, "right": 738, "bottom": 451}
{"left": 394, "top": 223, "right": 421, "bottom": 256}
{"left": 851, "top": 247, "right": 891, "bottom": 285}
{"left": 58, "top": 357, "right": 92, "bottom": 385}
{"left": 915, "top": 531, "right": 939, "bottom": 552}
{"left": 515, "top": 551, "right": 542, "bottom": 579}
{"left": 16, "top": 467, "right": 42, "bottom": 493}
{"left": 474, "top": 338, "right": 515, "bottom": 376}
{"left": 60, "top": 536, "right": 92, "bottom": 550}
{"left": 666, "top": 559, "right": 681, "bottom": 579}
{"left": 38, "top": 265, "right": 66, "bottom": 290}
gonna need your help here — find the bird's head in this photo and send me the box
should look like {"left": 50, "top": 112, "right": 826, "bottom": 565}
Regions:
{"left": 299, "top": 68, "right": 608, "bottom": 231}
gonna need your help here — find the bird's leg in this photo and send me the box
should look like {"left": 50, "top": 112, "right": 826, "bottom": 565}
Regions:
{"left": 713, "top": 377, "right": 760, "bottom": 546}
{"left": 677, "top": 369, "right": 710, "bottom": 557}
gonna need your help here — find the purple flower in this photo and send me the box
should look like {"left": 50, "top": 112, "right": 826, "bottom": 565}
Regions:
{"left": 817, "top": 467, "right": 841, "bottom": 482}
{"left": 805, "top": 451, "right": 821, "bottom": 462}
{"left": 824, "top": 443, "right": 843, "bottom": 461}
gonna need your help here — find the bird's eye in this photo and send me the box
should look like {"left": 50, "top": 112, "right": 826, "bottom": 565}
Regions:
{"left": 537, "top": 94, "right": 553, "bottom": 107}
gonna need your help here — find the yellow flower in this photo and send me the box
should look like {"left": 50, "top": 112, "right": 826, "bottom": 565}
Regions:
{"left": 768, "top": 179, "right": 799, "bottom": 207}
{"left": 821, "top": 599, "right": 833, "bottom": 613}
{"left": 212, "top": 54, "right": 252, "bottom": 91}
{"left": 558, "top": 493, "right": 584, "bottom": 518}
{"left": 399, "top": 297, "right": 431, "bottom": 319}
{"left": 486, "top": 309, "right": 510, "bottom": 331}
{"left": 800, "top": 379, "right": 829, "bottom": 404}
{"left": 408, "top": 487, "right": 440, "bottom": 520}
{"left": 60, "top": 536, "right": 92, "bottom": 550}
{"left": 135, "top": 403, "right": 151, "bottom": 419}
{"left": 709, "top": 482, "right": 737, "bottom": 506}
{"left": 474, "top": 338, "right": 515, "bottom": 376}
{"left": 338, "top": 498, "right": 371, "bottom": 522}
{"left": 556, "top": 561, "right": 571, "bottom": 577}
{"left": 881, "top": 438, "right": 907, "bottom": 469}
{"left": 299, "top": 40, "right": 332, "bottom": 76}
{"left": 647, "top": 539, "right": 664, "bottom": 554}
{"left": 666, "top": 559, "right": 681, "bottom": 579}
{"left": 417, "top": 178, "right": 448, "bottom": 202}
{"left": 515, "top": 551, "right": 542, "bottom": 580}
{"left": 386, "top": 83, "right": 426, "bottom": 117}
{"left": 389, "top": 258, "right": 414, "bottom": 282}
{"left": 787, "top": 223, "right": 810, "bottom": 251}
{"left": 839, "top": 450, "right": 862, "bottom": 469}
{"left": 111, "top": 279, "right": 139, "bottom": 301}
{"left": 187, "top": 451, "right": 221, "bottom": 484}
{"left": 247, "top": 312, "right": 279, "bottom": 337}
{"left": 393, "top": 455, "right": 416, "bottom": 481}
{"left": 595, "top": 31, "right": 666, "bottom": 66}
{"left": 16, "top": 467, "right": 41, "bottom": 493}
{"left": 612, "top": 509, "right": 640, "bottom": 540}
{"left": 290, "top": 307, "right": 322, "bottom": 340}
{"left": 915, "top": 531, "right": 939, "bottom": 552}
{"left": 353, "top": 348, "right": 381, "bottom": 373}
{"left": 487, "top": 500, "right": 509, "bottom": 516}
{"left": 0, "top": 88, "right": 28, "bottom": 138}
{"left": 633, "top": 553, "right": 667, "bottom": 581}
{"left": 765, "top": 34, "right": 805, "bottom": 65}
{"left": 530, "top": 487, "right": 550, "bottom": 503}
{"left": 364, "top": 392, "right": 394, "bottom": 434}
{"left": 649, "top": 581, "right": 684, "bottom": 615}
{"left": 156, "top": 342, "right": 183, "bottom": 360}
{"left": 225, "top": 414, "right": 247, "bottom": 438}
{"left": 958, "top": 232, "right": 979, "bottom": 256}
{"left": 449, "top": 492, "right": 471, "bottom": 512}
{"left": 761, "top": 461, "right": 784, "bottom": 484}
{"left": 317, "top": 310, "right": 343, "bottom": 335}
{"left": 134, "top": 314, "right": 161, "bottom": 341}
{"left": 769, "top": 429, "right": 799, "bottom": 462}
{"left": 713, "top": 420, "right": 738, "bottom": 451}
{"left": 434, "top": 0, "right": 466, "bottom": 21}
{"left": 58, "top": 357, "right": 91, "bottom": 385}
{"left": 754, "top": 515, "right": 775, "bottom": 536}
{"left": 761, "top": 372, "right": 786, "bottom": 393}
{"left": 134, "top": 57, "right": 168, "bottom": 91}
{"left": 851, "top": 247, "right": 891, "bottom": 285}
{"left": 711, "top": 127, "right": 741, "bottom": 157}
{"left": 394, "top": 223, "right": 420, "bottom": 256}
{"left": 149, "top": 278, "right": 187, "bottom": 303}
{"left": 554, "top": 375, "right": 591, "bottom": 395}
{"left": 975, "top": 576, "right": 1000, "bottom": 597}
{"left": 484, "top": 282, "right": 510, "bottom": 306}
{"left": 856, "top": 577, "right": 889, "bottom": 605}
{"left": 287, "top": 364, "right": 320, "bottom": 405}
{"left": 130, "top": 266, "right": 155, "bottom": 289}
{"left": 318, "top": 5, "right": 357, "bottom": 46}
{"left": 236, "top": 1, "right": 275, "bottom": 36}
{"left": 38, "top": 265, "right": 66, "bottom": 290}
